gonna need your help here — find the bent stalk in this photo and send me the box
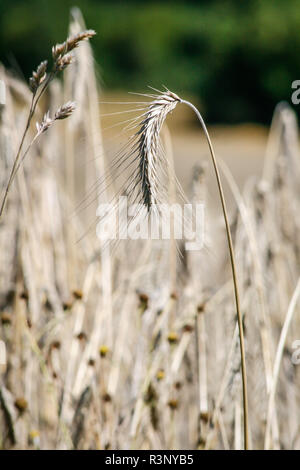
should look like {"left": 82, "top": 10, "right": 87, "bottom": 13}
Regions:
{"left": 180, "top": 99, "right": 249, "bottom": 450}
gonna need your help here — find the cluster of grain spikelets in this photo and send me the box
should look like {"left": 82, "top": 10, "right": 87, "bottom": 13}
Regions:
{"left": 0, "top": 10, "right": 300, "bottom": 450}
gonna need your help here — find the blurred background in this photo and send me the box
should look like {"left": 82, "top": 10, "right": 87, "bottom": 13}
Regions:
{"left": 1, "top": 0, "right": 300, "bottom": 451}
{"left": 0, "top": 0, "right": 299, "bottom": 124}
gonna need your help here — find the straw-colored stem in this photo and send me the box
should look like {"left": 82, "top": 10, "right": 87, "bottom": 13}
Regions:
{"left": 264, "top": 277, "right": 300, "bottom": 449}
{"left": 0, "top": 73, "right": 53, "bottom": 219}
{"left": 0, "top": 96, "right": 34, "bottom": 218}
{"left": 180, "top": 99, "right": 249, "bottom": 450}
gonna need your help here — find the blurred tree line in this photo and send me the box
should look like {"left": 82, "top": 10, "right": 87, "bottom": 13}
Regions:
{"left": 0, "top": 0, "right": 299, "bottom": 123}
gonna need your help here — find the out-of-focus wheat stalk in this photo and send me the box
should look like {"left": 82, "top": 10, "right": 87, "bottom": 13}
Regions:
{"left": 264, "top": 277, "right": 300, "bottom": 449}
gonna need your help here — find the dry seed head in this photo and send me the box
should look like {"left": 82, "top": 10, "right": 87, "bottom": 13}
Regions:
{"left": 66, "top": 29, "right": 96, "bottom": 52}
{"left": 54, "top": 101, "right": 76, "bottom": 120}
{"left": 29, "top": 60, "right": 47, "bottom": 92}
{"left": 52, "top": 42, "right": 67, "bottom": 60}
{"left": 137, "top": 90, "right": 181, "bottom": 210}
{"left": 55, "top": 53, "right": 74, "bottom": 72}
{"left": 52, "top": 30, "right": 96, "bottom": 63}
{"left": 36, "top": 111, "right": 53, "bottom": 134}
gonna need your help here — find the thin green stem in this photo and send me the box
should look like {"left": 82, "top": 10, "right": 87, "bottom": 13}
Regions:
{"left": 181, "top": 99, "right": 249, "bottom": 450}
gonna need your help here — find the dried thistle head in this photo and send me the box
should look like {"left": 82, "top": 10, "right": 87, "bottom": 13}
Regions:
{"left": 137, "top": 90, "right": 181, "bottom": 210}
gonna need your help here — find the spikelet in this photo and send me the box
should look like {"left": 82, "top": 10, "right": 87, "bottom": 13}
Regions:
{"left": 29, "top": 60, "right": 47, "bottom": 93}
{"left": 137, "top": 90, "right": 181, "bottom": 210}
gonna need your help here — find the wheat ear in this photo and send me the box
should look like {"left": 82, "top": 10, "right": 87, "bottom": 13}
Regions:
{"left": 137, "top": 90, "right": 181, "bottom": 210}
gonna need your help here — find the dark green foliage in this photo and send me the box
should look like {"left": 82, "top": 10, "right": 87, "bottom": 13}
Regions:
{"left": 0, "top": 0, "right": 299, "bottom": 123}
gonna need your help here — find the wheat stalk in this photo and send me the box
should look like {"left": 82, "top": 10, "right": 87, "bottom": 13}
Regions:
{"left": 132, "top": 88, "right": 249, "bottom": 449}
